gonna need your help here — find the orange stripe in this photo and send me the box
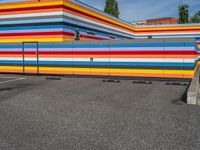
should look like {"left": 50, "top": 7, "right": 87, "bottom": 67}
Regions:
{"left": 0, "top": 0, "right": 60, "bottom": 6}
{"left": 0, "top": 69, "right": 23, "bottom": 73}
{"left": 0, "top": 54, "right": 194, "bottom": 59}
{"left": 135, "top": 29, "right": 200, "bottom": 34}
{"left": 65, "top": 0, "right": 135, "bottom": 33}
{"left": 63, "top": 8, "right": 134, "bottom": 35}
{"left": 0, "top": 8, "right": 62, "bottom": 15}
{"left": 109, "top": 73, "right": 186, "bottom": 78}
{"left": 39, "top": 70, "right": 73, "bottom": 74}
{"left": 0, "top": 35, "right": 64, "bottom": 39}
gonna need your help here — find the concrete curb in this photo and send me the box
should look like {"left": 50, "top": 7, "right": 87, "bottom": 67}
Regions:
{"left": 187, "top": 66, "right": 200, "bottom": 105}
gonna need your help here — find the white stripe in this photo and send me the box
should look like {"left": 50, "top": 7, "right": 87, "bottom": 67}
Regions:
{"left": 0, "top": 11, "right": 134, "bottom": 37}
{"left": 94, "top": 58, "right": 195, "bottom": 63}
{"left": 24, "top": 58, "right": 37, "bottom": 61}
{"left": 0, "top": 12, "right": 63, "bottom": 19}
{"left": 40, "top": 58, "right": 195, "bottom": 63}
{"left": 63, "top": 12, "right": 135, "bottom": 36}
{"left": 39, "top": 58, "right": 72, "bottom": 61}
{"left": 135, "top": 32, "right": 200, "bottom": 36}
{"left": 73, "top": 58, "right": 89, "bottom": 61}
{"left": 0, "top": 28, "right": 63, "bottom": 33}
{"left": 0, "top": 78, "right": 26, "bottom": 84}
{"left": 0, "top": 77, "right": 21, "bottom": 79}
{"left": 110, "top": 47, "right": 194, "bottom": 50}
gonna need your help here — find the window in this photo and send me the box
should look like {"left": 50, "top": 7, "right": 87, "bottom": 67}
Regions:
{"left": 86, "top": 31, "right": 96, "bottom": 35}
{"left": 108, "top": 35, "right": 116, "bottom": 39}
{"left": 74, "top": 30, "right": 80, "bottom": 41}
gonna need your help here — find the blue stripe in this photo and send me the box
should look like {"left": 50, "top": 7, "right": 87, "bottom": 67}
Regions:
{"left": 0, "top": 42, "right": 195, "bottom": 49}
{"left": 0, "top": 25, "right": 64, "bottom": 31}
{"left": 63, "top": 19, "right": 134, "bottom": 38}
{"left": 36, "top": 61, "right": 196, "bottom": 67}
{"left": 0, "top": 60, "right": 23, "bottom": 64}
{"left": 0, "top": 18, "right": 63, "bottom": 25}
{"left": 109, "top": 43, "right": 195, "bottom": 47}
{"left": 0, "top": 60, "right": 195, "bottom": 67}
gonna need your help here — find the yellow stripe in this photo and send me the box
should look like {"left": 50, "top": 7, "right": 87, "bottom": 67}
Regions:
{"left": 0, "top": 66, "right": 195, "bottom": 79}
{"left": 39, "top": 67, "right": 194, "bottom": 75}
{"left": 0, "top": 38, "right": 64, "bottom": 42}
{"left": 0, "top": 66, "right": 22, "bottom": 70}
{"left": 0, "top": 66, "right": 194, "bottom": 75}
{"left": 135, "top": 26, "right": 200, "bottom": 31}
{"left": 0, "top": 1, "right": 63, "bottom": 9}
{"left": 24, "top": 66, "right": 37, "bottom": 71}
{"left": 65, "top": 1, "right": 199, "bottom": 32}
{"left": 164, "top": 70, "right": 194, "bottom": 75}
{"left": 64, "top": 1, "right": 136, "bottom": 31}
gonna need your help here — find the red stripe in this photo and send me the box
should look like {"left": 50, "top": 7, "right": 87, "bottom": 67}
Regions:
{"left": 0, "top": 51, "right": 196, "bottom": 55}
{"left": 135, "top": 29, "right": 200, "bottom": 33}
{"left": 63, "top": 6, "right": 134, "bottom": 33}
{"left": 40, "top": 51, "right": 195, "bottom": 55}
{"left": 0, "top": 32, "right": 108, "bottom": 40}
{"left": 0, "top": 31, "right": 75, "bottom": 37}
{"left": 0, "top": 31, "right": 65, "bottom": 36}
{"left": 0, "top": 4, "right": 134, "bottom": 34}
{"left": 63, "top": 6, "right": 200, "bottom": 33}
{"left": 0, "top": 5, "right": 62, "bottom": 13}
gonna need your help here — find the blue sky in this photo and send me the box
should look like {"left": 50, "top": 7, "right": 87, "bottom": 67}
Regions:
{"left": 0, "top": 0, "right": 199, "bottom": 22}
{"left": 78, "top": 0, "right": 200, "bottom": 22}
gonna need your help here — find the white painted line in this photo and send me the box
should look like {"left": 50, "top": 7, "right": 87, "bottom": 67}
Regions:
{"left": 0, "top": 77, "right": 21, "bottom": 79}
{"left": 0, "top": 78, "right": 26, "bottom": 84}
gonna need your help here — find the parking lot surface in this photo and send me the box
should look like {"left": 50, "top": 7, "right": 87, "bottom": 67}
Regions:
{"left": 0, "top": 74, "right": 199, "bottom": 150}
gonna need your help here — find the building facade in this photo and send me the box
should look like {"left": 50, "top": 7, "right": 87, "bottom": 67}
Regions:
{"left": 146, "top": 17, "right": 177, "bottom": 25}
{"left": 0, "top": 0, "right": 199, "bottom": 42}
{"left": 0, "top": 0, "right": 199, "bottom": 79}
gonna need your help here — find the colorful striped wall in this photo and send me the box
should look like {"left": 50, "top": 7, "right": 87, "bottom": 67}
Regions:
{"left": 196, "top": 38, "right": 200, "bottom": 62}
{"left": 0, "top": 38, "right": 198, "bottom": 79}
{"left": 0, "top": 0, "right": 199, "bottom": 43}
{"left": 0, "top": 0, "right": 199, "bottom": 79}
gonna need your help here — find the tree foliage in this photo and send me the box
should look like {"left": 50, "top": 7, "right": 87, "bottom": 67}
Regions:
{"left": 104, "top": 0, "right": 120, "bottom": 18}
{"left": 178, "top": 4, "right": 189, "bottom": 24}
{"left": 190, "top": 10, "right": 200, "bottom": 23}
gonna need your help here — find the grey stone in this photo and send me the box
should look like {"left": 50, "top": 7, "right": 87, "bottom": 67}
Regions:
{"left": 187, "top": 67, "right": 200, "bottom": 105}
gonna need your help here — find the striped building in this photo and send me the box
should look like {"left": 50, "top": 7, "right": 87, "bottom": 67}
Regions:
{"left": 0, "top": 0, "right": 199, "bottom": 79}
{"left": 0, "top": 0, "right": 199, "bottom": 42}
{"left": 0, "top": 38, "right": 198, "bottom": 79}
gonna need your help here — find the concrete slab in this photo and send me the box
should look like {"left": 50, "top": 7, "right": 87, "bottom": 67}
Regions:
{"left": 187, "top": 67, "right": 200, "bottom": 105}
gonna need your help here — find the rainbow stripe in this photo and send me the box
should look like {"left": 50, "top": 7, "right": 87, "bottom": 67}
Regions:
{"left": 0, "top": 38, "right": 198, "bottom": 79}
{"left": 0, "top": 0, "right": 199, "bottom": 79}
{"left": 0, "top": 0, "right": 199, "bottom": 42}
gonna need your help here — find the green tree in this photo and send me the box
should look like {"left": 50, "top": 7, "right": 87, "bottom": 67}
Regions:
{"left": 104, "top": 0, "right": 120, "bottom": 18}
{"left": 178, "top": 4, "right": 189, "bottom": 24}
{"left": 190, "top": 10, "right": 200, "bottom": 23}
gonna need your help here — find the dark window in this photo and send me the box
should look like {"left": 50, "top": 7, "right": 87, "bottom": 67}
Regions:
{"left": 75, "top": 30, "right": 80, "bottom": 41}
{"left": 109, "top": 35, "right": 116, "bottom": 39}
{"left": 86, "top": 31, "right": 96, "bottom": 35}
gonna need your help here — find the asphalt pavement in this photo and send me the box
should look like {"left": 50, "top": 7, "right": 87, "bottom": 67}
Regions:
{"left": 0, "top": 74, "right": 199, "bottom": 150}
